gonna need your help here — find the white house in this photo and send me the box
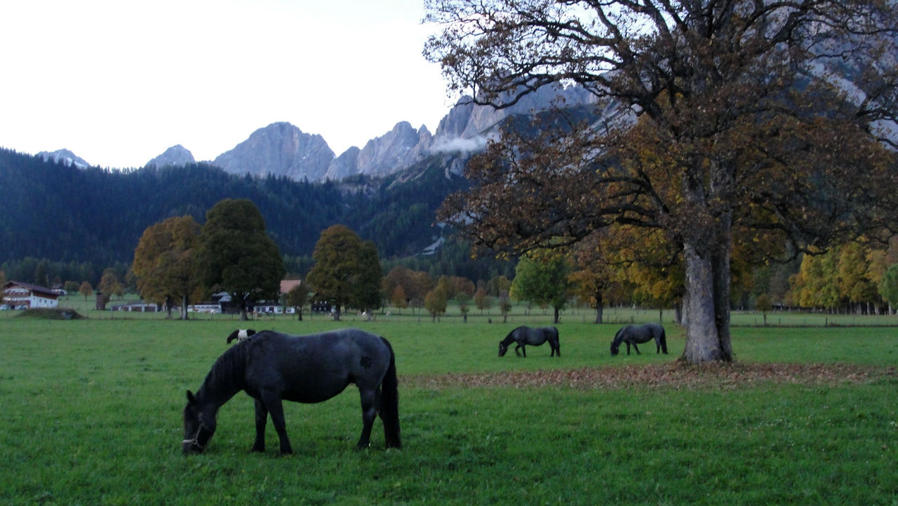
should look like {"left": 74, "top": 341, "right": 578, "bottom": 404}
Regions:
{"left": 3, "top": 281, "right": 59, "bottom": 309}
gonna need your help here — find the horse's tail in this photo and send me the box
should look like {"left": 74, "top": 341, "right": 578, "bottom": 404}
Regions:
{"left": 659, "top": 327, "right": 668, "bottom": 354}
{"left": 379, "top": 337, "right": 402, "bottom": 449}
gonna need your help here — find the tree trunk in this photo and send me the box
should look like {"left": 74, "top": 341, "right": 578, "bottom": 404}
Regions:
{"left": 594, "top": 291, "right": 604, "bottom": 324}
{"left": 239, "top": 297, "right": 249, "bottom": 321}
{"left": 681, "top": 241, "right": 733, "bottom": 363}
{"left": 180, "top": 294, "right": 189, "bottom": 320}
{"left": 553, "top": 306, "right": 560, "bottom": 324}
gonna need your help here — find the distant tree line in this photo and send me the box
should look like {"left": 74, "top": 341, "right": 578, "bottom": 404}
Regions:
{"left": 0, "top": 147, "right": 477, "bottom": 272}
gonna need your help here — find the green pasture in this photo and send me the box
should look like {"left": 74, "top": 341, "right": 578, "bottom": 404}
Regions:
{"left": 1, "top": 316, "right": 897, "bottom": 504}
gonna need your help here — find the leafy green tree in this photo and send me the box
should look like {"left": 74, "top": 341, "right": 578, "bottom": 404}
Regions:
{"left": 878, "top": 264, "right": 898, "bottom": 314}
{"left": 196, "top": 199, "right": 285, "bottom": 321}
{"left": 132, "top": 216, "right": 202, "bottom": 319}
{"left": 354, "top": 241, "right": 383, "bottom": 312}
{"left": 306, "top": 225, "right": 382, "bottom": 320}
{"left": 510, "top": 253, "right": 571, "bottom": 324}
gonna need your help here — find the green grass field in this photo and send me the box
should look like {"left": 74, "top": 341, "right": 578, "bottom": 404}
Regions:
{"left": 1, "top": 314, "right": 897, "bottom": 504}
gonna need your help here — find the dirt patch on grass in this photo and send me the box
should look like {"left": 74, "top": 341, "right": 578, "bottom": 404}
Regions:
{"left": 16, "top": 308, "right": 85, "bottom": 320}
{"left": 408, "top": 363, "right": 898, "bottom": 391}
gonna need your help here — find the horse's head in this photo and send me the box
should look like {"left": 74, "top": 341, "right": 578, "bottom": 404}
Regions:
{"left": 498, "top": 342, "right": 509, "bottom": 357}
{"left": 610, "top": 340, "right": 620, "bottom": 356}
{"left": 182, "top": 390, "right": 217, "bottom": 454}
{"left": 610, "top": 327, "right": 625, "bottom": 356}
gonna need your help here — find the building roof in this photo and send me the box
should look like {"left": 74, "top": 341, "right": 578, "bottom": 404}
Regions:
{"left": 3, "top": 281, "right": 59, "bottom": 299}
{"left": 280, "top": 279, "right": 302, "bottom": 294}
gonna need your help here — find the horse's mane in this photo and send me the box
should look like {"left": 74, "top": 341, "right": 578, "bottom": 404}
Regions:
{"left": 611, "top": 327, "right": 624, "bottom": 346}
{"left": 500, "top": 327, "right": 524, "bottom": 346}
{"left": 197, "top": 338, "right": 252, "bottom": 404}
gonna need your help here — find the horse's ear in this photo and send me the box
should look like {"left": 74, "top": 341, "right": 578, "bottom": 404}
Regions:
{"left": 186, "top": 390, "right": 197, "bottom": 404}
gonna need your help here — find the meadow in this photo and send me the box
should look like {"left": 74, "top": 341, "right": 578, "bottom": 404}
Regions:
{"left": 1, "top": 306, "right": 897, "bottom": 504}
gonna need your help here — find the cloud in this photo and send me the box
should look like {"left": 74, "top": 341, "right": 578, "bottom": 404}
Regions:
{"left": 430, "top": 136, "right": 489, "bottom": 154}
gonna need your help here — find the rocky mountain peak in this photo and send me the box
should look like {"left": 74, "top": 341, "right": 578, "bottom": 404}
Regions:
{"left": 212, "top": 122, "right": 335, "bottom": 181}
{"left": 324, "top": 121, "right": 433, "bottom": 180}
{"left": 37, "top": 149, "right": 89, "bottom": 169}
{"left": 145, "top": 145, "right": 195, "bottom": 168}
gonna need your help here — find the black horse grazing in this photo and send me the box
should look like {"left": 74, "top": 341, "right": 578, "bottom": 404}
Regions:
{"left": 498, "top": 326, "right": 560, "bottom": 358}
{"left": 182, "top": 328, "right": 401, "bottom": 455}
{"left": 610, "top": 323, "right": 668, "bottom": 356}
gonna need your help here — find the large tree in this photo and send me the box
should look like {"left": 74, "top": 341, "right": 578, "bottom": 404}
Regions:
{"left": 132, "top": 216, "right": 201, "bottom": 319}
{"left": 306, "top": 225, "right": 383, "bottom": 320}
{"left": 196, "top": 199, "right": 285, "bottom": 320}
{"left": 427, "top": 0, "right": 898, "bottom": 363}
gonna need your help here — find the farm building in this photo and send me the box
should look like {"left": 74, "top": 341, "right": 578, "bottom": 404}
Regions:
{"left": 2, "top": 281, "right": 59, "bottom": 309}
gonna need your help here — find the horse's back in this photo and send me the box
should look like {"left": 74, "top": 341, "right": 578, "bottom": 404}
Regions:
{"left": 514, "top": 326, "right": 557, "bottom": 345}
{"left": 244, "top": 329, "right": 392, "bottom": 402}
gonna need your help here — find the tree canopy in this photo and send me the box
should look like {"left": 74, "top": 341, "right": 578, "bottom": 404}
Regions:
{"left": 427, "top": 0, "right": 898, "bottom": 363}
{"left": 306, "top": 225, "right": 383, "bottom": 319}
{"left": 196, "top": 199, "right": 285, "bottom": 320}
{"left": 510, "top": 253, "right": 571, "bottom": 324}
{"left": 132, "top": 215, "right": 202, "bottom": 319}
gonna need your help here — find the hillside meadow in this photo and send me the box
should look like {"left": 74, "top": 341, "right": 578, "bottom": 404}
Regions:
{"left": 1, "top": 310, "right": 897, "bottom": 504}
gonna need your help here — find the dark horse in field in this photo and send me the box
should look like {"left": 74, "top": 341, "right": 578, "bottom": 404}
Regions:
{"left": 610, "top": 323, "right": 668, "bottom": 356}
{"left": 182, "top": 328, "right": 401, "bottom": 455}
{"left": 498, "top": 326, "right": 560, "bottom": 357}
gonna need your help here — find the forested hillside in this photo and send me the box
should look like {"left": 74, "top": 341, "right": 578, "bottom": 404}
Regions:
{"left": 0, "top": 148, "right": 478, "bottom": 282}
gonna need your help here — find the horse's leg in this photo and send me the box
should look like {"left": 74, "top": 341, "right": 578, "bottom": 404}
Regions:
{"left": 261, "top": 391, "right": 293, "bottom": 455}
{"left": 252, "top": 398, "right": 268, "bottom": 452}
{"left": 626, "top": 342, "right": 631, "bottom": 355}
{"left": 514, "top": 343, "right": 522, "bottom": 357}
{"left": 356, "top": 387, "right": 377, "bottom": 449}
{"left": 633, "top": 342, "right": 641, "bottom": 354}
{"left": 519, "top": 344, "right": 526, "bottom": 358}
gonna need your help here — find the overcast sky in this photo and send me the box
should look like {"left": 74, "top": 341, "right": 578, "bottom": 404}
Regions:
{"left": 0, "top": 0, "right": 452, "bottom": 168}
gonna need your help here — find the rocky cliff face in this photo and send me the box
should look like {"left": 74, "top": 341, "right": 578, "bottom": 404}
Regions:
{"left": 212, "top": 122, "right": 335, "bottom": 181}
{"left": 145, "top": 145, "right": 195, "bottom": 168}
{"left": 325, "top": 122, "right": 433, "bottom": 180}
